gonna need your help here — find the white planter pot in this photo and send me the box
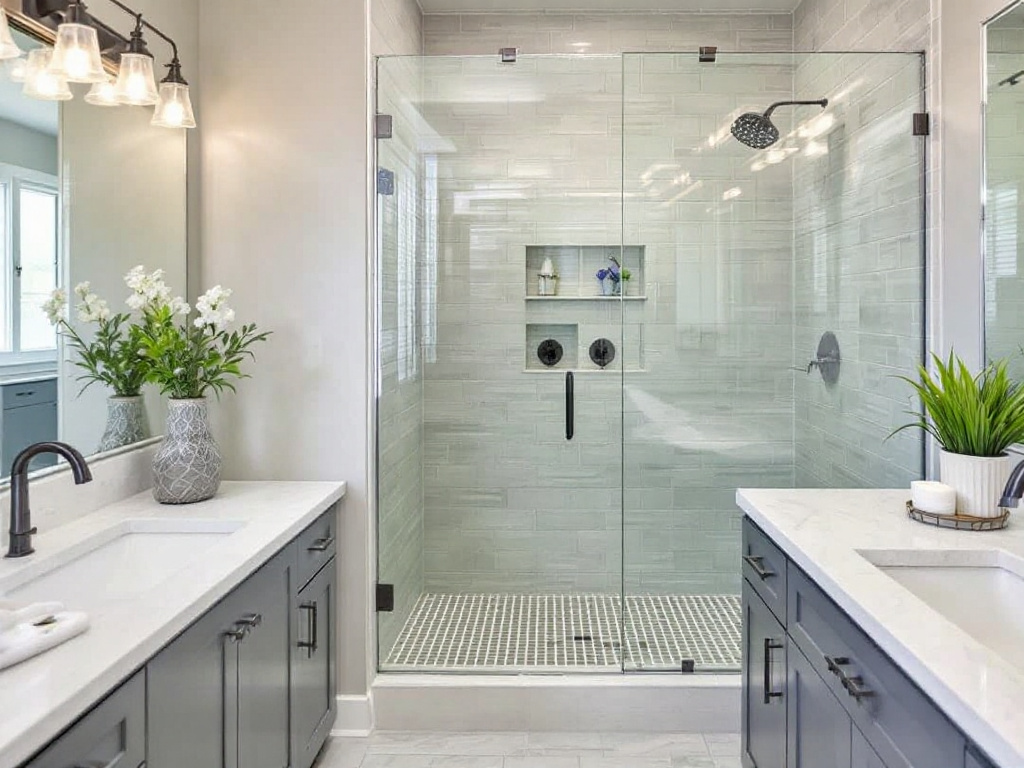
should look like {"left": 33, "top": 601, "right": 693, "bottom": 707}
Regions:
{"left": 939, "top": 451, "right": 1012, "bottom": 518}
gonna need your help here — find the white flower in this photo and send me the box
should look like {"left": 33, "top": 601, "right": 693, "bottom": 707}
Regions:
{"left": 42, "top": 289, "right": 67, "bottom": 325}
{"left": 124, "top": 266, "right": 173, "bottom": 313}
{"left": 169, "top": 296, "right": 190, "bottom": 316}
{"left": 76, "top": 290, "right": 111, "bottom": 324}
{"left": 73, "top": 281, "right": 91, "bottom": 300}
{"left": 194, "top": 285, "right": 235, "bottom": 331}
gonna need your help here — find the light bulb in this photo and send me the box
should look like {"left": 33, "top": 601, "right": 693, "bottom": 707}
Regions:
{"left": 115, "top": 52, "right": 158, "bottom": 106}
{"left": 152, "top": 81, "right": 196, "bottom": 129}
{"left": 5, "top": 56, "right": 27, "bottom": 82}
{"left": 0, "top": 8, "right": 22, "bottom": 61}
{"left": 85, "top": 76, "right": 119, "bottom": 106}
{"left": 50, "top": 19, "right": 106, "bottom": 83}
{"left": 22, "top": 48, "right": 72, "bottom": 101}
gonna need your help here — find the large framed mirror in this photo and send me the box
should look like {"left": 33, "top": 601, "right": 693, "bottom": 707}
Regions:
{"left": 985, "top": 2, "right": 1024, "bottom": 376}
{"left": 0, "top": 8, "right": 186, "bottom": 479}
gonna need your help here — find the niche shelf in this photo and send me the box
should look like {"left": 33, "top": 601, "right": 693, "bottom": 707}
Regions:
{"left": 525, "top": 245, "right": 646, "bottom": 300}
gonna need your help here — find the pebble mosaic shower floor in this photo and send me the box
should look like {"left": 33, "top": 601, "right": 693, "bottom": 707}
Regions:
{"left": 383, "top": 593, "right": 742, "bottom": 672}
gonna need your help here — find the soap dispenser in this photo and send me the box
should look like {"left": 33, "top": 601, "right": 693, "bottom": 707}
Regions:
{"left": 538, "top": 257, "right": 558, "bottom": 296}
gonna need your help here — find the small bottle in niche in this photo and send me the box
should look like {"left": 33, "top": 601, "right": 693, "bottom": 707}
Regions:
{"left": 538, "top": 257, "right": 558, "bottom": 296}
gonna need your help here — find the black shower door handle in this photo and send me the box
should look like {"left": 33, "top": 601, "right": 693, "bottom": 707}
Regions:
{"left": 565, "top": 371, "right": 574, "bottom": 441}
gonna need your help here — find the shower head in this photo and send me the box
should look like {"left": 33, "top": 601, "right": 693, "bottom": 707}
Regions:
{"left": 731, "top": 99, "right": 829, "bottom": 150}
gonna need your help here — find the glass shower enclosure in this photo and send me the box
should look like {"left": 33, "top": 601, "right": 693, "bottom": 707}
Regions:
{"left": 375, "top": 51, "right": 926, "bottom": 674}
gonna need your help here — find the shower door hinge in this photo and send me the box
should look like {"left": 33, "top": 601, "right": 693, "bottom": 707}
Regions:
{"left": 912, "top": 113, "right": 930, "bottom": 136}
{"left": 699, "top": 46, "right": 718, "bottom": 63}
{"left": 376, "top": 583, "right": 395, "bottom": 612}
{"left": 375, "top": 114, "right": 394, "bottom": 140}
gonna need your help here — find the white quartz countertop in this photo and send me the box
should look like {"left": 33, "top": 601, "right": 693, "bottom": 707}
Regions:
{"left": 0, "top": 480, "right": 346, "bottom": 768}
{"left": 737, "top": 488, "right": 1024, "bottom": 768}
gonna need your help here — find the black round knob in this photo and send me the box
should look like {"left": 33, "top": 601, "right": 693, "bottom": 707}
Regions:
{"left": 589, "top": 338, "right": 615, "bottom": 368}
{"left": 537, "top": 339, "right": 563, "bottom": 367}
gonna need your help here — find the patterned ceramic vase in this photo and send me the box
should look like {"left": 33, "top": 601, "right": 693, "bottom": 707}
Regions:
{"left": 152, "top": 398, "right": 222, "bottom": 504}
{"left": 98, "top": 395, "right": 149, "bottom": 453}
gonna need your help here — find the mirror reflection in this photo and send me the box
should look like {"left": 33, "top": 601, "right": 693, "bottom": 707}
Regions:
{"left": 985, "top": 2, "right": 1024, "bottom": 376}
{"left": 0, "top": 24, "right": 186, "bottom": 478}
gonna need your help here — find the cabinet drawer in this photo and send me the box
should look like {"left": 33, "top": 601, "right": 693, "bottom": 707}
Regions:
{"left": 296, "top": 507, "right": 337, "bottom": 588}
{"left": 25, "top": 670, "right": 145, "bottom": 768}
{"left": 2, "top": 379, "right": 57, "bottom": 410}
{"left": 787, "top": 566, "right": 963, "bottom": 768}
{"left": 742, "top": 517, "right": 787, "bottom": 623}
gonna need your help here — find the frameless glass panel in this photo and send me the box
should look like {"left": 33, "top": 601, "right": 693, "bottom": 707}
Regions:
{"left": 18, "top": 186, "right": 57, "bottom": 351}
{"left": 985, "top": 7, "right": 1024, "bottom": 373}
{"left": 376, "top": 54, "right": 625, "bottom": 673}
{"left": 621, "top": 52, "right": 926, "bottom": 673}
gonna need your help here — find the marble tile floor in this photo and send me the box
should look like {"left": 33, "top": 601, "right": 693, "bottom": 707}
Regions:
{"left": 316, "top": 731, "right": 742, "bottom": 768}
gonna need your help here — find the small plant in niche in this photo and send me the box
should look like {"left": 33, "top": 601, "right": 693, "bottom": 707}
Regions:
{"left": 595, "top": 256, "right": 631, "bottom": 296}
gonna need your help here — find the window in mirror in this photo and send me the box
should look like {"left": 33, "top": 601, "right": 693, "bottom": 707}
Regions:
{"left": 0, "top": 165, "right": 58, "bottom": 357}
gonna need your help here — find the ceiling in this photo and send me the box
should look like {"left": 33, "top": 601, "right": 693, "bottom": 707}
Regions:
{"left": 0, "top": 31, "right": 58, "bottom": 136}
{"left": 419, "top": 0, "right": 799, "bottom": 14}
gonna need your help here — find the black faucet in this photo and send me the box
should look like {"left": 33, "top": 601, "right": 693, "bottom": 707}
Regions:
{"left": 6, "top": 442, "right": 93, "bottom": 559}
{"left": 1000, "top": 459, "right": 1024, "bottom": 509}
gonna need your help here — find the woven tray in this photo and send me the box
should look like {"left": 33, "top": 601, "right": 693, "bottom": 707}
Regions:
{"left": 906, "top": 501, "right": 1010, "bottom": 531}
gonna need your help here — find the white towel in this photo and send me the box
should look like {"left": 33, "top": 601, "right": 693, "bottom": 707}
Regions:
{"left": 0, "top": 602, "right": 89, "bottom": 671}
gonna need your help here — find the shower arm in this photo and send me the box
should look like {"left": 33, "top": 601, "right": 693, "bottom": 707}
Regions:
{"left": 763, "top": 99, "right": 829, "bottom": 118}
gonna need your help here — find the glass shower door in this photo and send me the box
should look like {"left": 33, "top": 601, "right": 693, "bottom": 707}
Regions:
{"left": 620, "top": 51, "right": 927, "bottom": 672}
{"left": 375, "top": 54, "right": 627, "bottom": 673}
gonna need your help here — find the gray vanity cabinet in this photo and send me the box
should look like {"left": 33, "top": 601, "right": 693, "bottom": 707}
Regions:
{"left": 741, "top": 517, "right": 995, "bottom": 768}
{"left": 742, "top": 587, "right": 786, "bottom": 768}
{"left": 291, "top": 555, "right": 337, "bottom": 768}
{"left": 1, "top": 379, "right": 58, "bottom": 471}
{"left": 147, "top": 550, "right": 291, "bottom": 768}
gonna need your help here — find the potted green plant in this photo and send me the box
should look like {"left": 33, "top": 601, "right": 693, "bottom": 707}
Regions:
{"left": 892, "top": 351, "right": 1024, "bottom": 517}
{"left": 43, "top": 282, "right": 151, "bottom": 453}
{"left": 129, "top": 267, "right": 269, "bottom": 504}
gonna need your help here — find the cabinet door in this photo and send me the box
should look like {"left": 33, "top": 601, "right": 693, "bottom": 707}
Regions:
{"left": 852, "top": 728, "right": 886, "bottom": 768}
{"left": 147, "top": 589, "right": 242, "bottom": 768}
{"left": 3, "top": 402, "right": 58, "bottom": 470}
{"left": 742, "top": 583, "right": 786, "bottom": 768}
{"left": 787, "top": 643, "right": 852, "bottom": 768}
{"left": 291, "top": 559, "right": 338, "bottom": 768}
{"left": 236, "top": 550, "right": 292, "bottom": 768}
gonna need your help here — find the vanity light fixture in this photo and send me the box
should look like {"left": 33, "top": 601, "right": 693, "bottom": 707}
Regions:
{"left": 113, "top": 15, "right": 157, "bottom": 106}
{"left": 85, "top": 74, "right": 119, "bottom": 106}
{"left": 151, "top": 58, "right": 195, "bottom": 128}
{"left": 49, "top": 0, "right": 106, "bottom": 83}
{"left": 22, "top": 47, "right": 72, "bottom": 101}
{"left": 0, "top": 7, "right": 22, "bottom": 60}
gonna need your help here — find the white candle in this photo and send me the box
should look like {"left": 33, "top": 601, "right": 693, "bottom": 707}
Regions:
{"left": 911, "top": 481, "right": 957, "bottom": 515}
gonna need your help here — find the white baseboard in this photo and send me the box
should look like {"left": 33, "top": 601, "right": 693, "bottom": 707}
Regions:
{"left": 371, "top": 674, "right": 740, "bottom": 733}
{"left": 333, "top": 693, "right": 374, "bottom": 736}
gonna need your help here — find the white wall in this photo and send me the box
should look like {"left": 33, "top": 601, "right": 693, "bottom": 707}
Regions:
{"left": 0, "top": 117, "right": 57, "bottom": 176}
{"left": 199, "top": 0, "right": 374, "bottom": 706}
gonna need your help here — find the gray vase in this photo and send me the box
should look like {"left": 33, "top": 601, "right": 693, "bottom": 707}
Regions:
{"left": 152, "top": 398, "right": 222, "bottom": 504}
{"left": 98, "top": 395, "right": 149, "bottom": 453}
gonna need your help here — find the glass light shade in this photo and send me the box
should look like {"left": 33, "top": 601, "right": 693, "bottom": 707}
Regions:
{"left": 5, "top": 56, "right": 27, "bottom": 82}
{"left": 0, "top": 8, "right": 22, "bottom": 61}
{"left": 22, "top": 48, "right": 72, "bottom": 101}
{"left": 85, "top": 76, "right": 119, "bottom": 106}
{"left": 50, "top": 22, "right": 105, "bottom": 83}
{"left": 151, "top": 81, "right": 196, "bottom": 128}
{"left": 115, "top": 52, "right": 158, "bottom": 106}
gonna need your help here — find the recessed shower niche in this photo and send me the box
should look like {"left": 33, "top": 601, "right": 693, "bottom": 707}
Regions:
{"left": 525, "top": 246, "right": 646, "bottom": 299}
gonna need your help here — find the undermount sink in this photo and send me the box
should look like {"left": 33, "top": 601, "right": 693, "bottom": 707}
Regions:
{"left": 860, "top": 548, "right": 1024, "bottom": 673}
{"left": 0, "top": 519, "right": 245, "bottom": 611}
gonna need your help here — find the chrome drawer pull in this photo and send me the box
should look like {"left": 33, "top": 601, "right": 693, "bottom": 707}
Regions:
{"left": 223, "top": 626, "right": 248, "bottom": 643}
{"left": 743, "top": 554, "right": 776, "bottom": 580}
{"left": 763, "top": 638, "right": 784, "bottom": 704}
{"left": 307, "top": 535, "right": 335, "bottom": 552}
{"left": 843, "top": 675, "right": 875, "bottom": 701}
{"left": 237, "top": 613, "right": 262, "bottom": 628}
